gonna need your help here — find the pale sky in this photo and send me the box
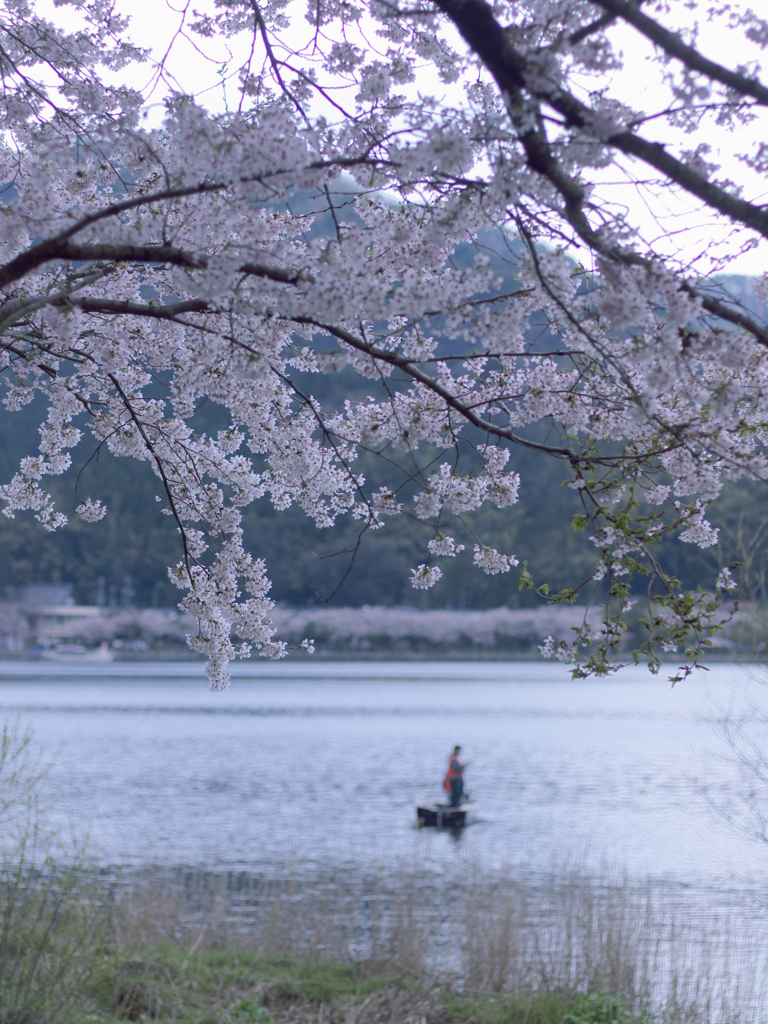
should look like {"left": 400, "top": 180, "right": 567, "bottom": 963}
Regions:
{"left": 45, "top": 0, "right": 768, "bottom": 278}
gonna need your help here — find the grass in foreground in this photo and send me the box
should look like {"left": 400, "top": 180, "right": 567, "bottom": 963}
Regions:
{"left": 1, "top": 860, "right": 752, "bottom": 1024}
{"left": 81, "top": 946, "right": 652, "bottom": 1024}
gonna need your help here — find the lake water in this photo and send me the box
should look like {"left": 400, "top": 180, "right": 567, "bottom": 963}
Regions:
{"left": 1, "top": 658, "right": 768, "bottom": 886}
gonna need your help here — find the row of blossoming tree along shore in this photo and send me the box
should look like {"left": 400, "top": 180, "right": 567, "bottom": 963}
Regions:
{"left": 1, "top": 0, "right": 768, "bottom": 685}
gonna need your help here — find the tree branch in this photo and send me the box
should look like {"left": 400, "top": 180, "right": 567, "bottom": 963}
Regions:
{"left": 432, "top": 0, "right": 768, "bottom": 243}
{"left": 589, "top": 0, "right": 768, "bottom": 106}
{"left": 0, "top": 240, "right": 308, "bottom": 291}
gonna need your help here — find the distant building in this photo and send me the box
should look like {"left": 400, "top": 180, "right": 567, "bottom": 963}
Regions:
{"left": 0, "top": 603, "right": 29, "bottom": 650}
{"left": 16, "top": 583, "right": 103, "bottom": 649}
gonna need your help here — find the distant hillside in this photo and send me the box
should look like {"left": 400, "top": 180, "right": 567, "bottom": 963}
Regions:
{"left": 0, "top": 256, "right": 766, "bottom": 612}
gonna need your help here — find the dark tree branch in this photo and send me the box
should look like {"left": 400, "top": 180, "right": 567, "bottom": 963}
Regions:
{"left": 432, "top": 0, "right": 768, "bottom": 243}
{"left": 589, "top": 0, "right": 768, "bottom": 106}
{"left": 0, "top": 240, "right": 308, "bottom": 291}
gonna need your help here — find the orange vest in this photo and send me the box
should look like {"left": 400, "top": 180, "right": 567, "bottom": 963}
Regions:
{"left": 444, "top": 755, "right": 463, "bottom": 791}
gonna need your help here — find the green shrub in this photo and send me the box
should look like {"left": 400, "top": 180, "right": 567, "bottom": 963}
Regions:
{"left": 231, "top": 998, "right": 276, "bottom": 1023}
{"left": 563, "top": 991, "right": 651, "bottom": 1024}
{"left": 0, "top": 718, "right": 104, "bottom": 1024}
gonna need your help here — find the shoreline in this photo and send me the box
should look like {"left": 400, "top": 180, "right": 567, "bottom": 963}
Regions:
{"left": 0, "top": 648, "right": 764, "bottom": 666}
{"left": 4, "top": 855, "right": 766, "bottom": 1024}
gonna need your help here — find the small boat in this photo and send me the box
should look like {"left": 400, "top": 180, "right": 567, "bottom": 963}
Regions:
{"left": 41, "top": 643, "right": 114, "bottom": 663}
{"left": 416, "top": 802, "right": 477, "bottom": 829}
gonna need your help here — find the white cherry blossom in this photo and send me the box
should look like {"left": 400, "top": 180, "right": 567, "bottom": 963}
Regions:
{"left": 0, "top": 0, "right": 765, "bottom": 682}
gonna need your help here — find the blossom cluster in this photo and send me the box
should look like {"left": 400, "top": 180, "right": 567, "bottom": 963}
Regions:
{"left": 0, "top": 0, "right": 764, "bottom": 682}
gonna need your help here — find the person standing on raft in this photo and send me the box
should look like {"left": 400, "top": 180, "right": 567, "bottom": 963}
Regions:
{"left": 444, "top": 745, "right": 469, "bottom": 808}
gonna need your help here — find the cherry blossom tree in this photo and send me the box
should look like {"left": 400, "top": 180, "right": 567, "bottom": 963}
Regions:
{"left": 0, "top": 0, "right": 766, "bottom": 686}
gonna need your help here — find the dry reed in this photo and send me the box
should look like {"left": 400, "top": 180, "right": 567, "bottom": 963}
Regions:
{"left": 105, "top": 854, "right": 768, "bottom": 1024}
